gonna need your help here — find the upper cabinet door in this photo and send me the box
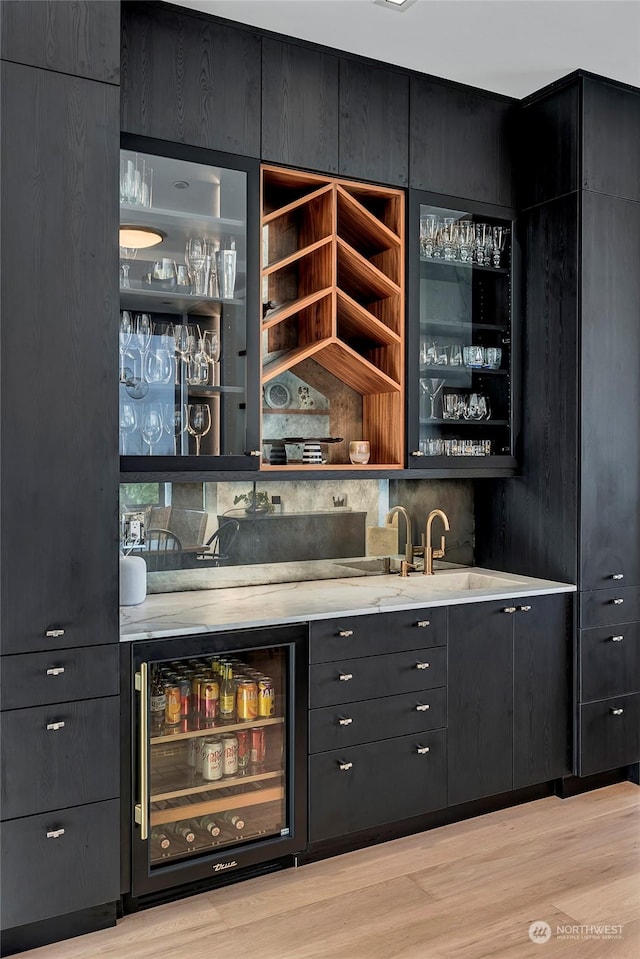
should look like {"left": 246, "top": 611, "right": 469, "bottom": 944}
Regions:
{"left": 410, "top": 78, "right": 515, "bottom": 208}
{"left": 339, "top": 59, "right": 409, "bottom": 187}
{"left": 262, "top": 39, "right": 339, "bottom": 174}
{"left": 582, "top": 78, "right": 640, "bottom": 202}
{"left": 120, "top": 4, "right": 261, "bottom": 157}
{"left": 0, "top": 0, "right": 120, "bottom": 83}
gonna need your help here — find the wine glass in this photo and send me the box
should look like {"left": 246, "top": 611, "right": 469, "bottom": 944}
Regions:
{"left": 144, "top": 344, "right": 174, "bottom": 384}
{"left": 186, "top": 403, "right": 212, "bottom": 456}
{"left": 119, "top": 311, "right": 133, "bottom": 381}
{"left": 492, "top": 226, "right": 508, "bottom": 268}
{"left": 201, "top": 329, "right": 220, "bottom": 364}
{"left": 186, "top": 348, "right": 209, "bottom": 386}
{"left": 163, "top": 403, "right": 186, "bottom": 455}
{"left": 119, "top": 402, "right": 137, "bottom": 455}
{"left": 140, "top": 403, "right": 163, "bottom": 455}
{"left": 186, "top": 237, "right": 211, "bottom": 296}
{"left": 420, "top": 377, "right": 445, "bottom": 420}
{"left": 119, "top": 245, "right": 137, "bottom": 288}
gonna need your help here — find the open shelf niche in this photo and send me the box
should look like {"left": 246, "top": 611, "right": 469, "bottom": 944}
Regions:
{"left": 260, "top": 165, "right": 405, "bottom": 469}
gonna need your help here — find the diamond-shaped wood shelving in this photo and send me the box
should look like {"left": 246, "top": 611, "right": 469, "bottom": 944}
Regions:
{"left": 261, "top": 165, "right": 405, "bottom": 468}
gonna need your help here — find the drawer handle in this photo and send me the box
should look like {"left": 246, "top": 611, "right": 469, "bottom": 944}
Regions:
{"left": 45, "top": 628, "right": 65, "bottom": 638}
{"left": 417, "top": 746, "right": 430, "bottom": 755}
{"left": 338, "top": 629, "right": 354, "bottom": 638}
{"left": 519, "top": 605, "right": 532, "bottom": 612}
{"left": 612, "top": 573, "right": 624, "bottom": 580}
{"left": 416, "top": 662, "right": 430, "bottom": 670}
{"left": 411, "top": 450, "right": 425, "bottom": 457}
{"left": 416, "top": 704, "right": 430, "bottom": 711}
{"left": 338, "top": 761, "right": 353, "bottom": 771}
{"left": 338, "top": 717, "right": 353, "bottom": 726}
{"left": 610, "top": 708, "right": 624, "bottom": 716}
{"left": 416, "top": 620, "right": 430, "bottom": 628}
{"left": 46, "top": 828, "right": 65, "bottom": 839}
{"left": 503, "top": 607, "right": 517, "bottom": 614}
{"left": 46, "top": 721, "right": 65, "bottom": 731}
{"left": 611, "top": 598, "right": 624, "bottom": 605}
{"left": 46, "top": 666, "right": 65, "bottom": 676}
{"left": 339, "top": 673, "right": 353, "bottom": 682}
{"left": 610, "top": 635, "right": 624, "bottom": 643}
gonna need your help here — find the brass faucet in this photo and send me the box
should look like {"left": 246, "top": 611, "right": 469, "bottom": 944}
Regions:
{"left": 424, "top": 509, "right": 450, "bottom": 575}
{"left": 385, "top": 505, "right": 414, "bottom": 564}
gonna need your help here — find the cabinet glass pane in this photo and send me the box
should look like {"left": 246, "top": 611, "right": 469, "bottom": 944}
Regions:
{"left": 119, "top": 149, "right": 248, "bottom": 459}
{"left": 416, "top": 204, "right": 512, "bottom": 460}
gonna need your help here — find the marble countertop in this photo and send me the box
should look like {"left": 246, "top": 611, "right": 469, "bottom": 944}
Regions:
{"left": 120, "top": 566, "right": 576, "bottom": 642}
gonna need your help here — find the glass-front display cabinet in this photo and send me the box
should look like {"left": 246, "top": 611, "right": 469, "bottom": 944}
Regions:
{"left": 119, "top": 141, "right": 259, "bottom": 472}
{"left": 408, "top": 193, "right": 518, "bottom": 473}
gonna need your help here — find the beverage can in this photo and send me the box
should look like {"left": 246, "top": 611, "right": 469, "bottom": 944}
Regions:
{"left": 257, "top": 678, "right": 275, "bottom": 717}
{"left": 177, "top": 678, "right": 191, "bottom": 718}
{"left": 202, "top": 738, "right": 223, "bottom": 781}
{"left": 222, "top": 734, "right": 239, "bottom": 776}
{"left": 187, "top": 736, "right": 200, "bottom": 768}
{"left": 237, "top": 729, "right": 250, "bottom": 770}
{"left": 250, "top": 726, "right": 266, "bottom": 765}
{"left": 201, "top": 680, "right": 220, "bottom": 725}
{"left": 237, "top": 680, "right": 258, "bottom": 721}
{"left": 165, "top": 684, "right": 181, "bottom": 725}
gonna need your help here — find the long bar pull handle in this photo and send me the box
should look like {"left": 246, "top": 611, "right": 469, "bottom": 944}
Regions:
{"left": 46, "top": 667, "right": 65, "bottom": 676}
{"left": 611, "top": 635, "right": 624, "bottom": 643}
{"left": 46, "top": 721, "right": 65, "bottom": 731}
{"left": 46, "top": 828, "right": 65, "bottom": 839}
{"left": 45, "top": 628, "right": 65, "bottom": 638}
{"left": 134, "top": 664, "right": 149, "bottom": 840}
{"left": 338, "top": 717, "right": 353, "bottom": 726}
{"left": 611, "top": 708, "right": 624, "bottom": 716}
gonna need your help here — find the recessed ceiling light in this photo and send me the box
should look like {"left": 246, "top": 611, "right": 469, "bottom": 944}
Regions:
{"left": 374, "top": 0, "right": 417, "bottom": 10}
{"left": 173, "top": 180, "right": 190, "bottom": 190}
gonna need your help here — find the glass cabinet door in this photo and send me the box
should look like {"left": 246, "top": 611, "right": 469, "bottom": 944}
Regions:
{"left": 409, "top": 197, "right": 516, "bottom": 470}
{"left": 119, "top": 144, "right": 259, "bottom": 469}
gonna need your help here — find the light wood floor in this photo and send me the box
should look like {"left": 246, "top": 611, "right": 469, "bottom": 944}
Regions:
{"left": 15, "top": 782, "right": 640, "bottom": 959}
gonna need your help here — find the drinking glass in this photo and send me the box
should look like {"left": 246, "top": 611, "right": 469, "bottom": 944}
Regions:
{"left": 492, "top": 226, "right": 508, "bottom": 268}
{"left": 421, "top": 377, "right": 445, "bottom": 419}
{"left": 463, "top": 345, "right": 485, "bottom": 368}
{"left": 441, "top": 217, "right": 457, "bottom": 261}
{"left": 186, "top": 403, "right": 212, "bottom": 455}
{"left": 474, "top": 223, "right": 492, "bottom": 265}
{"left": 420, "top": 214, "right": 440, "bottom": 258}
{"left": 140, "top": 404, "right": 163, "bottom": 455}
{"left": 457, "top": 220, "right": 475, "bottom": 262}
{"left": 348, "top": 441, "right": 370, "bottom": 465}
{"left": 119, "top": 402, "right": 137, "bottom": 455}
{"left": 442, "top": 393, "right": 464, "bottom": 420}
{"left": 186, "top": 238, "right": 211, "bottom": 296}
{"left": 119, "top": 311, "right": 133, "bottom": 381}
{"left": 484, "top": 347, "right": 502, "bottom": 370}
{"left": 119, "top": 245, "right": 137, "bottom": 288}
{"left": 186, "top": 348, "right": 209, "bottom": 386}
{"left": 144, "top": 345, "right": 174, "bottom": 384}
{"left": 464, "top": 393, "right": 491, "bottom": 421}
{"left": 448, "top": 343, "right": 463, "bottom": 367}
{"left": 163, "top": 403, "right": 186, "bottom": 456}
{"left": 201, "top": 329, "right": 220, "bottom": 364}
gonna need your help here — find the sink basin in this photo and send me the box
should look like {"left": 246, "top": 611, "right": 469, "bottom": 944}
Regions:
{"left": 335, "top": 558, "right": 394, "bottom": 574}
{"left": 421, "top": 571, "right": 530, "bottom": 592}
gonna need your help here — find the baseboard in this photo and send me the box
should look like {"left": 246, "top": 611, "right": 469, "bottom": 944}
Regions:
{"left": 1, "top": 902, "right": 117, "bottom": 957}
{"left": 554, "top": 766, "right": 636, "bottom": 799}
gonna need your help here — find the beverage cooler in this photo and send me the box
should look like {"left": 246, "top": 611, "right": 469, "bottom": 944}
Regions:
{"left": 124, "top": 624, "right": 308, "bottom": 903}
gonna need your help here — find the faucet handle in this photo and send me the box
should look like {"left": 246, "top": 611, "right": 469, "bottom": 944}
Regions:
{"left": 400, "top": 561, "right": 417, "bottom": 577}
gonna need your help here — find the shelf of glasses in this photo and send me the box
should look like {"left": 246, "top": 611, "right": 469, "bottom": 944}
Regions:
{"left": 420, "top": 257, "right": 509, "bottom": 276}
{"left": 150, "top": 766, "right": 284, "bottom": 803}
{"left": 420, "top": 320, "right": 509, "bottom": 335}
{"left": 420, "top": 419, "right": 509, "bottom": 427}
{"left": 120, "top": 287, "right": 243, "bottom": 315}
{"left": 420, "top": 366, "right": 509, "bottom": 377}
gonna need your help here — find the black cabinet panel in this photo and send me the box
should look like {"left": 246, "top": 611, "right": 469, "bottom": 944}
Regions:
{"left": 513, "top": 594, "right": 571, "bottom": 788}
{"left": 0, "top": 63, "right": 119, "bottom": 655}
{"left": 1, "top": 698, "right": 119, "bottom": 820}
{"left": 580, "top": 623, "right": 640, "bottom": 702}
{"left": 0, "top": 646, "right": 119, "bottom": 710}
{"left": 580, "top": 193, "right": 640, "bottom": 590}
{"left": 583, "top": 78, "right": 640, "bottom": 201}
{"left": 309, "top": 608, "right": 446, "bottom": 663}
{"left": 310, "top": 646, "right": 447, "bottom": 708}
{"left": 579, "top": 693, "right": 640, "bottom": 776}
{"left": 120, "top": 3, "right": 260, "bottom": 156}
{"left": 580, "top": 587, "right": 640, "bottom": 630}
{"left": 0, "top": 799, "right": 119, "bottom": 929}
{"left": 448, "top": 602, "right": 513, "bottom": 805}
{"left": 309, "top": 687, "right": 447, "bottom": 754}
{"left": 0, "top": 0, "right": 120, "bottom": 83}
{"left": 339, "top": 59, "right": 408, "bottom": 186}
{"left": 309, "top": 728, "right": 447, "bottom": 842}
{"left": 517, "top": 81, "right": 579, "bottom": 209}
{"left": 410, "top": 77, "right": 515, "bottom": 206}
{"left": 262, "top": 39, "right": 338, "bottom": 174}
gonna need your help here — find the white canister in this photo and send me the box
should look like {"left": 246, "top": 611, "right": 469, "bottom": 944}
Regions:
{"left": 119, "top": 554, "right": 147, "bottom": 606}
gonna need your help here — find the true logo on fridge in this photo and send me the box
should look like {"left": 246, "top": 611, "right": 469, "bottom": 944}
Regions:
{"left": 212, "top": 860, "right": 238, "bottom": 872}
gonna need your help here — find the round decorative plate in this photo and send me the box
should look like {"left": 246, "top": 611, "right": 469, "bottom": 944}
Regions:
{"left": 264, "top": 382, "right": 291, "bottom": 410}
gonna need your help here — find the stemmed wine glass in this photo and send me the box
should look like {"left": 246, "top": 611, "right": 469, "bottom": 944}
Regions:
{"left": 140, "top": 403, "right": 163, "bottom": 455}
{"left": 420, "top": 377, "right": 446, "bottom": 420}
{"left": 185, "top": 403, "right": 211, "bottom": 456}
{"left": 201, "top": 329, "right": 220, "bottom": 365}
{"left": 186, "top": 238, "right": 211, "bottom": 296}
{"left": 119, "top": 311, "right": 133, "bottom": 381}
{"left": 119, "top": 402, "right": 137, "bottom": 454}
{"left": 163, "top": 403, "right": 186, "bottom": 456}
{"left": 119, "top": 245, "right": 137, "bottom": 288}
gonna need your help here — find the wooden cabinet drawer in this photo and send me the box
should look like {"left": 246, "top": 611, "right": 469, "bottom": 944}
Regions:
{"left": 310, "top": 646, "right": 447, "bottom": 708}
{"left": 309, "top": 728, "right": 446, "bottom": 842}
{"left": 579, "top": 624, "right": 640, "bottom": 702}
{"left": 580, "top": 587, "right": 640, "bottom": 629}
{"left": 309, "top": 607, "right": 446, "bottom": 663}
{"left": 0, "top": 645, "right": 119, "bottom": 710}
{"left": 0, "top": 799, "right": 119, "bottom": 929}
{"left": 309, "top": 687, "right": 447, "bottom": 754}
{"left": 0, "top": 698, "right": 119, "bottom": 820}
{"left": 578, "top": 693, "right": 640, "bottom": 776}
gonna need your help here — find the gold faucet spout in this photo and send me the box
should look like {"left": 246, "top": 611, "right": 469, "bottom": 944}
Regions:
{"left": 385, "top": 505, "right": 414, "bottom": 564}
{"left": 424, "top": 509, "right": 450, "bottom": 575}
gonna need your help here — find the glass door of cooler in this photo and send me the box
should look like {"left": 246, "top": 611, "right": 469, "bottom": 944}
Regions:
{"left": 130, "top": 624, "right": 307, "bottom": 899}
{"left": 408, "top": 192, "right": 518, "bottom": 472}
{"left": 119, "top": 138, "right": 260, "bottom": 471}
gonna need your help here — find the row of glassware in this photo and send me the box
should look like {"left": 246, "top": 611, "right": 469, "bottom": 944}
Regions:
{"left": 120, "top": 238, "right": 237, "bottom": 300}
{"left": 419, "top": 216, "right": 508, "bottom": 267}
{"left": 417, "top": 438, "right": 493, "bottom": 457}
{"left": 119, "top": 401, "right": 212, "bottom": 456}
{"left": 119, "top": 312, "right": 220, "bottom": 392}
{"left": 420, "top": 341, "right": 502, "bottom": 370}
{"left": 420, "top": 382, "right": 492, "bottom": 421}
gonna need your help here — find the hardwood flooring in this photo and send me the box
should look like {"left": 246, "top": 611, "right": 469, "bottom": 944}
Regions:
{"left": 14, "top": 782, "right": 640, "bottom": 959}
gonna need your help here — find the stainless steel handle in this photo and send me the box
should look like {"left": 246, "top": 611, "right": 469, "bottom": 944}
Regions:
{"left": 416, "top": 620, "right": 430, "bottom": 628}
{"left": 612, "top": 573, "right": 624, "bottom": 580}
{"left": 519, "top": 605, "right": 532, "bottom": 612}
{"left": 503, "top": 607, "right": 517, "bottom": 614}
{"left": 134, "top": 664, "right": 149, "bottom": 840}
{"left": 45, "top": 628, "right": 65, "bottom": 638}
{"left": 338, "top": 629, "right": 354, "bottom": 638}
{"left": 416, "top": 704, "right": 430, "bottom": 712}
{"left": 338, "top": 717, "right": 353, "bottom": 726}
{"left": 46, "top": 828, "right": 65, "bottom": 839}
{"left": 338, "top": 761, "right": 353, "bottom": 771}
{"left": 611, "top": 708, "right": 624, "bottom": 716}
{"left": 46, "top": 666, "right": 65, "bottom": 676}
{"left": 417, "top": 746, "right": 430, "bottom": 755}
{"left": 339, "top": 673, "right": 353, "bottom": 681}
{"left": 611, "top": 635, "right": 624, "bottom": 642}
{"left": 46, "top": 721, "right": 65, "bottom": 731}
{"left": 612, "top": 598, "right": 624, "bottom": 605}
{"left": 416, "top": 662, "right": 430, "bottom": 670}
{"left": 249, "top": 450, "right": 262, "bottom": 457}
{"left": 411, "top": 450, "right": 425, "bottom": 457}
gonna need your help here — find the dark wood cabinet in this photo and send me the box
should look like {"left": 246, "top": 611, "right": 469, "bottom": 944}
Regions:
{"left": 120, "top": 2, "right": 260, "bottom": 157}
{"left": 410, "top": 77, "right": 515, "bottom": 207}
{"left": 309, "top": 608, "right": 446, "bottom": 663}
{"left": 261, "top": 39, "right": 339, "bottom": 173}
{"left": 516, "top": 80, "right": 579, "bottom": 209}
{"left": 582, "top": 77, "right": 640, "bottom": 201}
{"left": 579, "top": 623, "right": 640, "bottom": 703}
{"left": 339, "top": 58, "right": 408, "bottom": 186}
{"left": 579, "top": 694, "right": 640, "bottom": 777}
{"left": 0, "top": 645, "right": 119, "bottom": 709}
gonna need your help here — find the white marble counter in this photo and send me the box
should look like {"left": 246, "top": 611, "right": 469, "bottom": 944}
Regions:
{"left": 120, "top": 567, "right": 576, "bottom": 642}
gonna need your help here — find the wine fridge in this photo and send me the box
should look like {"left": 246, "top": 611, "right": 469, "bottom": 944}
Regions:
{"left": 123, "top": 624, "right": 308, "bottom": 904}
